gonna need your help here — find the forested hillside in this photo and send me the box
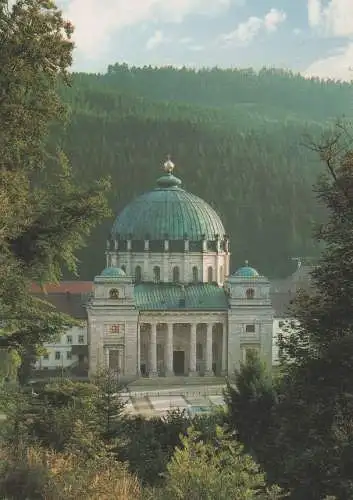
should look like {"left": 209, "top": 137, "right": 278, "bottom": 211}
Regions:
{"left": 57, "top": 64, "right": 352, "bottom": 279}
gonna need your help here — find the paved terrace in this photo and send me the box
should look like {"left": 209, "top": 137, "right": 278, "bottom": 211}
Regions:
{"left": 121, "top": 376, "right": 227, "bottom": 418}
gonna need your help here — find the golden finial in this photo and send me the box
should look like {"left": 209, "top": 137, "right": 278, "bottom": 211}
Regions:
{"left": 163, "top": 154, "right": 175, "bottom": 174}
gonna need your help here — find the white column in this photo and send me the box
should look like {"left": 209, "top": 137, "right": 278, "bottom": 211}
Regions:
{"left": 205, "top": 323, "right": 214, "bottom": 376}
{"left": 165, "top": 323, "right": 174, "bottom": 376}
{"left": 221, "top": 325, "right": 228, "bottom": 376}
{"left": 189, "top": 323, "right": 198, "bottom": 376}
{"left": 149, "top": 323, "right": 158, "bottom": 377}
{"left": 137, "top": 323, "right": 141, "bottom": 376}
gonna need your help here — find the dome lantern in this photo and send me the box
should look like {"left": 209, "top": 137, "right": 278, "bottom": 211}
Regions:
{"left": 163, "top": 154, "right": 175, "bottom": 174}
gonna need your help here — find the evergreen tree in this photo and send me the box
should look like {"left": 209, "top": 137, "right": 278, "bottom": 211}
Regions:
{"left": 150, "top": 426, "right": 283, "bottom": 500}
{"left": 92, "top": 369, "right": 126, "bottom": 439}
{"left": 224, "top": 350, "right": 277, "bottom": 469}
{"left": 274, "top": 126, "right": 353, "bottom": 499}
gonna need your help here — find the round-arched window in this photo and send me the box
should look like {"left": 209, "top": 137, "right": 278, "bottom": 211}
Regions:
{"left": 192, "top": 266, "right": 198, "bottom": 283}
{"left": 135, "top": 265, "right": 142, "bottom": 283}
{"left": 153, "top": 266, "right": 161, "bottom": 283}
{"left": 172, "top": 266, "right": 180, "bottom": 283}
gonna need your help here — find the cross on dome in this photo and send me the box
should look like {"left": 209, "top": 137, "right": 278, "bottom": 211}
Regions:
{"left": 163, "top": 154, "right": 175, "bottom": 174}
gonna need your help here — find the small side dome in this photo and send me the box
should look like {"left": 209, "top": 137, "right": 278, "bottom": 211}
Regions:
{"left": 233, "top": 261, "right": 260, "bottom": 278}
{"left": 101, "top": 266, "right": 126, "bottom": 278}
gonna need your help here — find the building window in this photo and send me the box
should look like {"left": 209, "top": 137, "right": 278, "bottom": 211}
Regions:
{"left": 43, "top": 353, "right": 49, "bottom": 360}
{"left": 110, "top": 324, "right": 120, "bottom": 334}
{"left": 153, "top": 266, "right": 161, "bottom": 283}
{"left": 245, "top": 324, "right": 255, "bottom": 333}
{"left": 78, "top": 335, "right": 84, "bottom": 344}
{"left": 121, "top": 264, "right": 126, "bottom": 272}
{"left": 207, "top": 266, "right": 213, "bottom": 284}
{"left": 172, "top": 266, "right": 180, "bottom": 283}
{"left": 66, "top": 335, "right": 72, "bottom": 344}
{"left": 135, "top": 265, "right": 142, "bottom": 283}
{"left": 246, "top": 288, "right": 255, "bottom": 299}
{"left": 66, "top": 351, "right": 72, "bottom": 360}
{"left": 192, "top": 266, "right": 198, "bottom": 283}
{"left": 279, "top": 320, "right": 284, "bottom": 328}
{"left": 109, "top": 288, "right": 119, "bottom": 299}
{"left": 55, "top": 351, "right": 61, "bottom": 360}
{"left": 219, "top": 265, "right": 224, "bottom": 283}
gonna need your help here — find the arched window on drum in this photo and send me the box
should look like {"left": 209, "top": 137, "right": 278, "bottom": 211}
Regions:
{"left": 135, "top": 265, "right": 142, "bottom": 283}
{"left": 153, "top": 266, "right": 161, "bottom": 283}
{"left": 192, "top": 266, "right": 198, "bottom": 283}
{"left": 172, "top": 266, "right": 180, "bottom": 283}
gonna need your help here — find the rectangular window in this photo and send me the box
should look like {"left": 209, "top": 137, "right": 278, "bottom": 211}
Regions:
{"left": 78, "top": 334, "right": 84, "bottom": 344}
{"left": 43, "top": 353, "right": 49, "bottom": 360}
{"left": 279, "top": 321, "right": 284, "bottom": 328}
{"left": 66, "top": 335, "right": 73, "bottom": 344}
{"left": 245, "top": 324, "right": 255, "bottom": 333}
{"left": 55, "top": 351, "right": 61, "bottom": 360}
{"left": 66, "top": 351, "right": 72, "bottom": 360}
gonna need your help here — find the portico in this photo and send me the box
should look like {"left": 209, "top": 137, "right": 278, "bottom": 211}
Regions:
{"left": 138, "top": 316, "right": 227, "bottom": 377}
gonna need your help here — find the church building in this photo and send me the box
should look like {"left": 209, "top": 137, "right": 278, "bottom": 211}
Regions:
{"left": 86, "top": 158, "right": 274, "bottom": 378}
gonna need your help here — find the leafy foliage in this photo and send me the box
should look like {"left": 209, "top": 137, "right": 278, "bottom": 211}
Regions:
{"left": 0, "top": 443, "right": 141, "bottom": 500}
{"left": 150, "top": 426, "right": 283, "bottom": 500}
{"left": 0, "top": 0, "right": 110, "bottom": 378}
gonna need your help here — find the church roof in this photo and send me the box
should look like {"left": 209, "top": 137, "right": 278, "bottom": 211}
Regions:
{"left": 111, "top": 158, "right": 225, "bottom": 242}
{"left": 134, "top": 283, "right": 228, "bottom": 311}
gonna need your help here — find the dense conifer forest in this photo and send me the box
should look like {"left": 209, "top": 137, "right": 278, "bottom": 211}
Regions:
{"left": 58, "top": 64, "right": 353, "bottom": 279}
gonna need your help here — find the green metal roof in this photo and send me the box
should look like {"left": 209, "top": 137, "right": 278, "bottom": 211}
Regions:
{"left": 134, "top": 283, "right": 228, "bottom": 311}
{"left": 100, "top": 267, "right": 126, "bottom": 278}
{"left": 111, "top": 173, "right": 225, "bottom": 241}
{"left": 233, "top": 266, "right": 260, "bottom": 278}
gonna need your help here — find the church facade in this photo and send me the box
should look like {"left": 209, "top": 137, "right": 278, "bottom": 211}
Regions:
{"left": 86, "top": 158, "right": 273, "bottom": 378}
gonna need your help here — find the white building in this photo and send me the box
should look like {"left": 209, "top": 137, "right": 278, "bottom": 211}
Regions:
{"left": 33, "top": 159, "right": 313, "bottom": 378}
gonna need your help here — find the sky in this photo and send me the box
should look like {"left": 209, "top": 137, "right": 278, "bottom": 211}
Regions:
{"left": 56, "top": 0, "right": 353, "bottom": 81}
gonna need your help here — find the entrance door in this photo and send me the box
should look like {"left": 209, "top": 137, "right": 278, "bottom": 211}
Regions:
{"left": 109, "top": 349, "right": 121, "bottom": 373}
{"left": 173, "top": 351, "right": 185, "bottom": 375}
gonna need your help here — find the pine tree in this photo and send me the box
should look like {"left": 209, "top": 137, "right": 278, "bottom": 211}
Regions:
{"left": 224, "top": 350, "right": 277, "bottom": 468}
{"left": 153, "top": 426, "right": 283, "bottom": 500}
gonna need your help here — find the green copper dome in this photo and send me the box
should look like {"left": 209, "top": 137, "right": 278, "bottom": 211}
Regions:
{"left": 100, "top": 267, "right": 126, "bottom": 277}
{"left": 233, "top": 262, "right": 260, "bottom": 278}
{"left": 112, "top": 161, "right": 225, "bottom": 241}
